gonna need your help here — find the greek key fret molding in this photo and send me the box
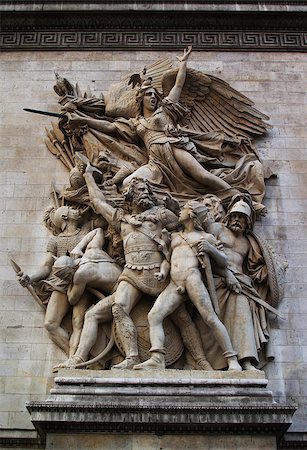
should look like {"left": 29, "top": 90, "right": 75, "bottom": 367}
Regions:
{"left": 1, "top": 30, "right": 307, "bottom": 51}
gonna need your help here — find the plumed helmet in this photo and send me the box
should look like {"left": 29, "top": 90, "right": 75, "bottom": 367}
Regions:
{"left": 187, "top": 201, "right": 209, "bottom": 223}
{"left": 184, "top": 201, "right": 209, "bottom": 231}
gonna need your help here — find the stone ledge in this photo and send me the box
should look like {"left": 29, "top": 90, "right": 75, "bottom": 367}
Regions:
{"left": 26, "top": 369, "right": 296, "bottom": 439}
{"left": 1, "top": 1, "right": 307, "bottom": 13}
{"left": 1, "top": 5, "right": 307, "bottom": 51}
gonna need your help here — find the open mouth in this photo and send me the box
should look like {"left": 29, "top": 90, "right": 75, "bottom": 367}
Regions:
{"left": 98, "top": 155, "right": 110, "bottom": 163}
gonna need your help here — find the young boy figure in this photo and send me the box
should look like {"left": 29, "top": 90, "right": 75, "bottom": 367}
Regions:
{"left": 134, "top": 201, "right": 241, "bottom": 371}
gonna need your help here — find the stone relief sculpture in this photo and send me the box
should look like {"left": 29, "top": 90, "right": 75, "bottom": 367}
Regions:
{"left": 15, "top": 47, "right": 286, "bottom": 373}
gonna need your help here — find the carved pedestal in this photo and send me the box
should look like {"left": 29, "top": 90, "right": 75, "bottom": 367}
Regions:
{"left": 27, "top": 369, "right": 296, "bottom": 450}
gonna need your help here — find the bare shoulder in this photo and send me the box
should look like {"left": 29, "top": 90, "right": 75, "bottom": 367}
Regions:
{"left": 208, "top": 221, "right": 224, "bottom": 236}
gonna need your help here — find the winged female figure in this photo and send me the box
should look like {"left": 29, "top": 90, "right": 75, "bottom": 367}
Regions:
{"left": 64, "top": 47, "right": 269, "bottom": 205}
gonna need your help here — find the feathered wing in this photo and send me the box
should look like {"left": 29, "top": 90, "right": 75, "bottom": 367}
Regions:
{"left": 105, "top": 58, "right": 173, "bottom": 118}
{"left": 162, "top": 68, "right": 271, "bottom": 139}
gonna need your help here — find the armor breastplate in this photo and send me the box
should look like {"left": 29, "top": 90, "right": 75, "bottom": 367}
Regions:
{"left": 124, "top": 243, "right": 162, "bottom": 268}
{"left": 55, "top": 229, "right": 88, "bottom": 257}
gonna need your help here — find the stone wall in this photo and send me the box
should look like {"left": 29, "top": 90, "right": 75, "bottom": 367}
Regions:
{"left": 0, "top": 49, "right": 306, "bottom": 443}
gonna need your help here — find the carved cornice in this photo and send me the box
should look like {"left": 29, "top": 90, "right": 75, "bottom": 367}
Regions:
{"left": 1, "top": 6, "right": 306, "bottom": 51}
{"left": 26, "top": 372, "right": 297, "bottom": 441}
{"left": 0, "top": 437, "right": 43, "bottom": 449}
{"left": 27, "top": 401, "right": 296, "bottom": 437}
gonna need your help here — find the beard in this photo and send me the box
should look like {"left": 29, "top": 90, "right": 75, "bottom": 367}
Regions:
{"left": 134, "top": 194, "right": 155, "bottom": 211}
{"left": 229, "top": 221, "right": 245, "bottom": 234}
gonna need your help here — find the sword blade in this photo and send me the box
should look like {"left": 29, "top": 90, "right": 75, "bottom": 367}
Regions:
{"left": 23, "top": 108, "right": 66, "bottom": 119}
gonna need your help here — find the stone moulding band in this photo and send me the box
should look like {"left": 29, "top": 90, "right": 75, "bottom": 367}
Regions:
{"left": 1, "top": 30, "right": 307, "bottom": 51}
{"left": 1, "top": 7, "right": 307, "bottom": 51}
{"left": 26, "top": 401, "right": 296, "bottom": 437}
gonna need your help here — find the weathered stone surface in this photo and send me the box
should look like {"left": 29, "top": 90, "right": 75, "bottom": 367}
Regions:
{"left": 27, "top": 370, "right": 295, "bottom": 443}
{"left": 0, "top": 48, "right": 306, "bottom": 448}
{"left": 46, "top": 433, "right": 277, "bottom": 450}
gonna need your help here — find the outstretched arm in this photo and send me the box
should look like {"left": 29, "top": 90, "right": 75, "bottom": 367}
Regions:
{"left": 18, "top": 252, "right": 54, "bottom": 286}
{"left": 67, "top": 115, "right": 117, "bottom": 135}
{"left": 84, "top": 165, "right": 115, "bottom": 225}
{"left": 167, "top": 46, "right": 192, "bottom": 103}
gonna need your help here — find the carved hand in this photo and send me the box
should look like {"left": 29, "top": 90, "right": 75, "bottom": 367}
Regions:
{"left": 154, "top": 271, "right": 165, "bottom": 282}
{"left": 70, "top": 248, "right": 84, "bottom": 260}
{"left": 18, "top": 272, "right": 31, "bottom": 287}
{"left": 67, "top": 114, "right": 87, "bottom": 130}
{"left": 224, "top": 271, "right": 241, "bottom": 294}
{"left": 163, "top": 192, "right": 180, "bottom": 216}
{"left": 198, "top": 239, "right": 212, "bottom": 256}
{"left": 176, "top": 46, "right": 192, "bottom": 63}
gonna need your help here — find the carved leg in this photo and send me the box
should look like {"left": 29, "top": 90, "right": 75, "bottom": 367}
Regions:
{"left": 172, "top": 303, "right": 213, "bottom": 371}
{"left": 111, "top": 281, "right": 142, "bottom": 370}
{"left": 44, "top": 291, "right": 70, "bottom": 356}
{"left": 186, "top": 273, "right": 242, "bottom": 372}
{"left": 69, "top": 291, "right": 92, "bottom": 357}
{"left": 53, "top": 295, "right": 113, "bottom": 371}
{"left": 133, "top": 282, "right": 181, "bottom": 370}
{"left": 173, "top": 148, "right": 231, "bottom": 191}
{"left": 111, "top": 303, "right": 140, "bottom": 369}
{"left": 133, "top": 349, "right": 165, "bottom": 370}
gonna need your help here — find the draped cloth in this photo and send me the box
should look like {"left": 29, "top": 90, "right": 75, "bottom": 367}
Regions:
{"left": 111, "top": 100, "right": 265, "bottom": 200}
{"left": 195, "top": 234, "right": 273, "bottom": 370}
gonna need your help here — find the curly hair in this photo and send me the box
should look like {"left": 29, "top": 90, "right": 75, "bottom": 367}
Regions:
{"left": 122, "top": 177, "right": 157, "bottom": 205}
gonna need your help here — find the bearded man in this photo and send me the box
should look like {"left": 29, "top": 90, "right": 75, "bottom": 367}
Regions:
{"left": 199, "top": 196, "right": 282, "bottom": 370}
{"left": 74, "top": 164, "right": 180, "bottom": 369}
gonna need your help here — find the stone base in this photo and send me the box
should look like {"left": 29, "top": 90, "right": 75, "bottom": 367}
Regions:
{"left": 46, "top": 433, "right": 277, "bottom": 450}
{"left": 27, "top": 369, "right": 296, "bottom": 448}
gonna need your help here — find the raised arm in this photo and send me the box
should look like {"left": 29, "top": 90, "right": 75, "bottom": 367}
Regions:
{"left": 84, "top": 165, "right": 115, "bottom": 225}
{"left": 167, "top": 46, "right": 192, "bottom": 103}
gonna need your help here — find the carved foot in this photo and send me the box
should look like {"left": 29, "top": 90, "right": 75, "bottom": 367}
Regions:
{"left": 111, "top": 356, "right": 140, "bottom": 370}
{"left": 197, "top": 359, "right": 213, "bottom": 371}
{"left": 53, "top": 355, "right": 84, "bottom": 373}
{"left": 133, "top": 353, "right": 165, "bottom": 371}
{"left": 242, "top": 360, "right": 262, "bottom": 372}
{"left": 227, "top": 356, "right": 242, "bottom": 372}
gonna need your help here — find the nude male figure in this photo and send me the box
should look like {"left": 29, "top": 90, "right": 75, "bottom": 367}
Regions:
{"left": 134, "top": 201, "right": 241, "bottom": 371}
{"left": 67, "top": 227, "right": 122, "bottom": 305}
{"left": 53, "top": 227, "right": 122, "bottom": 370}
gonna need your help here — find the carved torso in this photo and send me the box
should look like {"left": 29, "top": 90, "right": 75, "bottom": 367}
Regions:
{"left": 116, "top": 206, "right": 174, "bottom": 269}
{"left": 46, "top": 225, "right": 92, "bottom": 257}
{"left": 210, "top": 223, "right": 249, "bottom": 273}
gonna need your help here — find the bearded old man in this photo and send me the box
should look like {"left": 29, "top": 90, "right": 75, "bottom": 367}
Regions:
{"left": 198, "top": 197, "right": 282, "bottom": 370}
